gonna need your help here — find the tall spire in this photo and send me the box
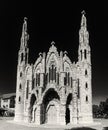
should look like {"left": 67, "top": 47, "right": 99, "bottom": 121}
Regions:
{"left": 81, "top": 10, "right": 87, "bottom": 28}
{"left": 79, "top": 10, "right": 89, "bottom": 46}
{"left": 22, "top": 17, "right": 28, "bottom": 36}
{"left": 20, "top": 17, "right": 29, "bottom": 49}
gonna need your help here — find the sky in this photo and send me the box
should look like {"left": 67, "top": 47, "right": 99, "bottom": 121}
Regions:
{"left": 0, "top": 1, "right": 107, "bottom": 105}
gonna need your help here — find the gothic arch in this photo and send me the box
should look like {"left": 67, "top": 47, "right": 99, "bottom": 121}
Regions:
{"left": 63, "top": 61, "right": 71, "bottom": 72}
{"left": 34, "top": 54, "right": 43, "bottom": 70}
{"left": 29, "top": 91, "right": 38, "bottom": 101}
{"left": 63, "top": 54, "right": 72, "bottom": 70}
{"left": 25, "top": 65, "right": 32, "bottom": 76}
{"left": 34, "top": 62, "right": 42, "bottom": 73}
{"left": 41, "top": 88, "right": 60, "bottom": 124}
{"left": 27, "top": 93, "right": 37, "bottom": 122}
{"left": 41, "top": 86, "right": 61, "bottom": 104}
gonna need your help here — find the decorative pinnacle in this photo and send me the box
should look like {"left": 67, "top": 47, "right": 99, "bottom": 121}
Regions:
{"left": 81, "top": 10, "right": 86, "bottom": 15}
{"left": 81, "top": 10, "right": 87, "bottom": 27}
{"left": 51, "top": 41, "right": 55, "bottom": 46}
{"left": 64, "top": 51, "right": 68, "bottom": 55}
{"left": 39, "top": 52, "right": 42, "bottom": 57}
{"left": 24, "top": 17, "right": 27, "bottom": 22}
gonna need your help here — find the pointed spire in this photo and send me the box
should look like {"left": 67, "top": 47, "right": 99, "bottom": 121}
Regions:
{"left": 20, "top": 17, "right": 29, "bottom": 49}
{"left": 22, "top": 17, "right": 28, "bottom": 37}
{"left": 81, "top": 10, "right": 87, "bottom": 27}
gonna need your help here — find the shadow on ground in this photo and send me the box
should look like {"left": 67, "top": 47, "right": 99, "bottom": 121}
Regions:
{"left": 103, "top": 127, "right": 108, "bottom": 130}
{"left": 65, "top": 127, "right": 96, "bottom": 130}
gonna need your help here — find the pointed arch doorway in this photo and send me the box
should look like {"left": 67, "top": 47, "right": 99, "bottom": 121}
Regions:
{"left": 29, "top": 94, "right": 36, "bottom": 122}
{"left": 42, "top": 88, "right": 60, "bottom": 124}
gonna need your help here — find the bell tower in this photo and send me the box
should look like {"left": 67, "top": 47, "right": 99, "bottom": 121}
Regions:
{"left": 14, "top": 17, "right": 29, "bottom": 122}
{"left": 78, "top": 11, "right": 93, "bottom": 123}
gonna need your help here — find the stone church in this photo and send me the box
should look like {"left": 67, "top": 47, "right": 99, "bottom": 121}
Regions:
{"left": 14, "top": 11, "right": 93, "bottom": 125}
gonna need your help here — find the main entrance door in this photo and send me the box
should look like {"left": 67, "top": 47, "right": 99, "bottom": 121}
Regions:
{"left": 47, "top": 104, "right": 57, "bottom": 124}
{"left": 42, "top": 88, "right": 60, "bottom": 124}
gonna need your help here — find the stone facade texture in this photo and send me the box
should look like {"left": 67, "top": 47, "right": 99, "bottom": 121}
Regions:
{"left": 14, "top": 12, "right": 93, "bottom": 125}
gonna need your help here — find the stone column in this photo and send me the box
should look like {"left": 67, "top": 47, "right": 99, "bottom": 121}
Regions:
{"left": 59, "top": 104, "right": 66, "bottom": 125}
{"left": 35, "top": 104, "right": 41, "bottom": 125}
{"left": 59, "top": 72, "right": 66, "bottom": 125}
{"left": 38, "top": 73, "right": 44, "bottom": 100}
{"left": 72, "top": 79, "right": 78, "bottom": 124}
{"left": 69, "top": 104, "right": 73, "bottom": 124}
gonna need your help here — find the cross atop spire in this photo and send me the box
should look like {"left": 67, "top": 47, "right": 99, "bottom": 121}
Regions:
{"left": 81, "top": 10, "right": 87, "bottom": 27}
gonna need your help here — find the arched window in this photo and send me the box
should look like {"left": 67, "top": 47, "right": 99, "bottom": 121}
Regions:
{"left": 71, "top": 77, "right": 73, "bottom": 88}
{"left": 77, "top": 79, "right": 80, "bottom": 99}
{"left": 36, "top": 73, "right": 40, "bottom": 86}
{"left": 84, "top": 49, "right": 87, "bottom": 59}
{"left": 80, "top": 50, "right": 82, "bottom": 60}
{"left": 57, "top": 73, "right": 59, "bottom": 85}
{"left": 86, "top": 96, "right": 88, "bottom": 102}
{"left": 19, "top": 84, "right": 22, "bottom": 89}
{"left": 49, "top": 64, "right": 57, "bottom": 83}
{"left": 67, "top": 72, "right": 70, "bottom": 86}
{"left": 20, "top": 72, "right": 22, "bottom": 77}
{"left": 19, "top": 96, "right": 21, "bottom": 102}
{"left": 64, "top": 73, "right": 67, "bottom": 85}
{"left": 85, "top": 82, "right": 88, "bottom": 89}
{"left": 26, "top": 80, "right": 29, "bottom": 99}
{"left": 21, "top": 53, "right": 23, "bottom": 62}
{"left": 38, "top": 73, "right": 40, "bottom": 86}
{"left": 85, "top": 69, "right": 87, "bottom": 76}
{"left": 64, "top": 72, "right": 70, "bottom": 86}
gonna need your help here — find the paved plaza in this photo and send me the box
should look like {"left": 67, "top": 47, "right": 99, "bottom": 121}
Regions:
{"left": 0, "top": 117, "right": 108, "bottom": 130}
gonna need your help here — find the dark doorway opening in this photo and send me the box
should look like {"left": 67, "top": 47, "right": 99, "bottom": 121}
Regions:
{"left": 66, "top": 107, "right": 70, "bottom": 124}
{"left": 42, "top": 88, "right": 60, "bottom": 124}
{"left": 65, "top": 93, "right": 72, "bottom": 124}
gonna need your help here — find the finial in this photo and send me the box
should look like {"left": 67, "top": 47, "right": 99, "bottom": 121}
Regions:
{"left": 81, "top": 10, "right": 86, "bottom": 15}
{"left": 81, "top": 10, "right": 87, "bottom": 27}
{"left": 39, "top": 52, "right": 42, "bottom": 57}
{"left": 64, "top": 51, "right": 68, "bottom": 55}
{"left": 51, "top": 41, "right": 55, "bottom": 46}
{"left": 24, "top": 17, "right": 27, "bottom": 22}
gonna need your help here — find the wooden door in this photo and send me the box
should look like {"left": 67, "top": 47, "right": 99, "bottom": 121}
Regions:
{"left": 47, "top": 105, "right": 57, "bottom": 124}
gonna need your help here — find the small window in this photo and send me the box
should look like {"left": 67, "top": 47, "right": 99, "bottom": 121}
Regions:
{"left": 80, "top": 50, "right": 82, "bottom": 60}
{"left": 36, "top": 90, "right": 38, "bottom": 96}
{"left": 84, "top": 49, "right": 87, "bottom": 59}
{"left": 26, "top": 80, "right": 29, "bottom": 99}
{"left": 20, "top": 72, "right": 22, "bottom": 77}
{"left": 25, "top": 53, "right": 27, "bottom": 63}
{"left": 21, "top": 53, "right": 23, "bottom": 62}
{"left": 86, "top": 96, "right": 88, "bottom": 102}
{"left": 85, "top": 70, "right": 87, "bottom": 76}
{"left": 85, "top": 82, "right": 88, "bottom": 89}
{"left": 19, "top": 84, "right": 22, "bottom": 89}
{"left": 19, "top": 96, "right": 21, "bottom": 102}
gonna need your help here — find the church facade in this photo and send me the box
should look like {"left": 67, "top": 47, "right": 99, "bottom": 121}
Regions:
{"left": 14, "top": 12, "right": 93, "bottom": 125}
